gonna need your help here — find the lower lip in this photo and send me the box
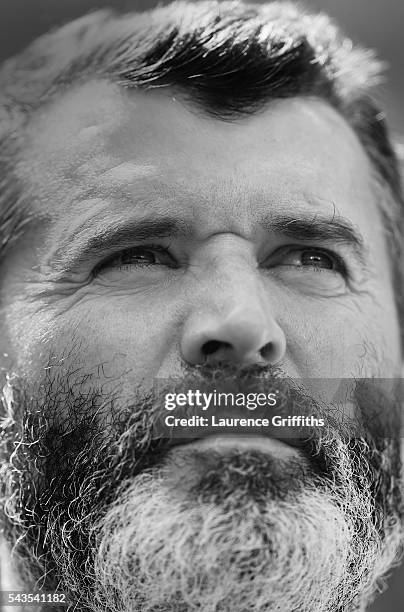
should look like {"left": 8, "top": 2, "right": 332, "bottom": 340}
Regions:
{"left": 170, "top": 435, "right": 301, "bottom": 457}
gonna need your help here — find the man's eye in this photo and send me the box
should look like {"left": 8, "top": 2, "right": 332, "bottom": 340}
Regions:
{"left": 96, "top": 246, "right": 175, "bottom": 272}
{"left": 273, "top": 247, "right": 347, "bottom": 275}
{"left": 299, "top": 249, "right": 337, "bottom": 270}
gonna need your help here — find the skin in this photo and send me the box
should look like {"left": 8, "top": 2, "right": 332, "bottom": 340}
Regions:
{"left": 0, "top": 79, "right": 403, "bottom": 610}
{"left": 0, "top": 79, "right": 402, "bottom": 402}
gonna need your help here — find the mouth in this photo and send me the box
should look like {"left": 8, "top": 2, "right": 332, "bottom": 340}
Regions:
{"left": 162, "top": 433, "right": 329, "bottom": 476}
{"left": 167, "top": 434, "right": 309, "bottom": 456}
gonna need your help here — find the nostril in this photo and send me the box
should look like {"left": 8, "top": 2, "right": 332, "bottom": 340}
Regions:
{"left": 260, "top": 342, "right": 274, "bottom": 360}
{"left": 202, "top": 340, "right": 231, "bottom": 356}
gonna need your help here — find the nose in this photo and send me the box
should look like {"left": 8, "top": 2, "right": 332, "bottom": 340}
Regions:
{"left": 181, "top": 279, "right": 286, "bottom": 367}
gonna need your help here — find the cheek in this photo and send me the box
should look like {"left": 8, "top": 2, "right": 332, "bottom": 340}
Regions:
{"left": 284, "top": 315, "right": 361, "bottom": 378}
{"left": 281, "top": 296, "right": 399, "bottom": 378}
{"left": 3, "top": 296, "right": 177, "bottom": 391}
{"left": 58, "top": 306, "right": 175, "bottom": 386}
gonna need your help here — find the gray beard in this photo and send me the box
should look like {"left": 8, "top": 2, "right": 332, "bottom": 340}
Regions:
{"left": 86, "top": 444, "right": 403, "bottom": 612}
{"left": 0, "top": 368, "right": 403, "bottom": 612}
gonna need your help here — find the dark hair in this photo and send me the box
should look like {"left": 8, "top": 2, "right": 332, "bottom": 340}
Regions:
{"left": 0, "top": 0, "right": 403, "bottom": 338}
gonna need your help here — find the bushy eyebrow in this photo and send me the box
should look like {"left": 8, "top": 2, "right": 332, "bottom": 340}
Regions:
{"left": 51, "top": 217, "right": 191, "bottom": 272}
{"left": 50, "top": 209, "right": 366, "bottom": 275}
{"left": 263, "top": 213, "right": 365, "bottom": 260}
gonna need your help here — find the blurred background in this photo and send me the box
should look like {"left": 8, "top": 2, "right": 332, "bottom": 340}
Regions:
{"left": 0, "top": 1, "right": 402, "bottom": 610}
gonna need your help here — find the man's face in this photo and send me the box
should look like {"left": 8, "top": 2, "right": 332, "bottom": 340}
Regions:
{"left": 0, "top": 80, "right": 402, "bottom": 612}
{"left": 1, "top": 80, "right": 401, "bottom": 381}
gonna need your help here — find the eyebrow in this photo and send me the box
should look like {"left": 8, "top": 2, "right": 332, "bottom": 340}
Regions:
{"left": 264, "top": 213, "right": 365, "bottom": 259}
{"left": 51, "top": 217, "right": 191, "bottom": 272}
{"left": 50, "top": 210, "right": 366, "bottom": 275}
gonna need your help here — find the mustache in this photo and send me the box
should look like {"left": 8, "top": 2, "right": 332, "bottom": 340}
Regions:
{"left": 3, "top": 363, "right": 401, "bottom": 494}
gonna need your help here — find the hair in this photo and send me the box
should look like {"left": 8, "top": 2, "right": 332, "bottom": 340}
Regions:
{"left": 0, "top": 0, "right": 403, "bottom": 339}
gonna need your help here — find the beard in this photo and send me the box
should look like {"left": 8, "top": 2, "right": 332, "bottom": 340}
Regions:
{"left": 0, "top": 364, "right": 402, "bottom": 612}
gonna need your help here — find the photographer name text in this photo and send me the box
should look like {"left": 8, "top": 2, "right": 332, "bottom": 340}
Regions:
{"left": 165, "top": 414, "right": 325, "bottom": 428}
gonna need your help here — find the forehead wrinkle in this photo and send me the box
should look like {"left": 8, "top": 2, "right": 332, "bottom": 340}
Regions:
{"left": 68, "top": 162, "right": 188, "bottom": 209}
{"left": 99, "top": 161, "right": 158, "bottom": 184}
{"left": 46, "top": 178, "right": 343, "bottom": 257}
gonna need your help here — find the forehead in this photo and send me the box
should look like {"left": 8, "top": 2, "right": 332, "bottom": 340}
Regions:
{"left": 19, "top": 79, "right": 377, "bottom": 234}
